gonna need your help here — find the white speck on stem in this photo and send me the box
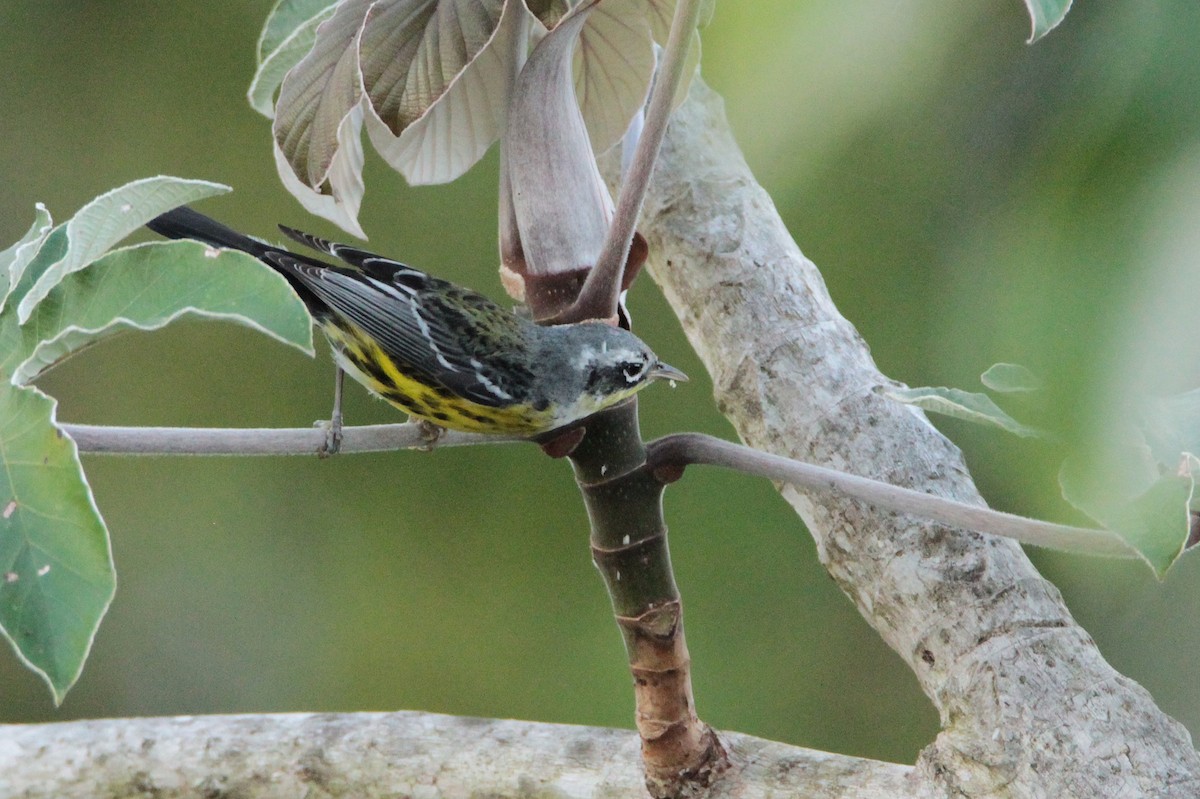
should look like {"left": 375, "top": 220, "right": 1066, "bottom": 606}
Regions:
{"left": 37, "top": 565, "right": 50, "bottom": 576}
{"left": 3, "top": 500, "right": 15, "bottom": 519}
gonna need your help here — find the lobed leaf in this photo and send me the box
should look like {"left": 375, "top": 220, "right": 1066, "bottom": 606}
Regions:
{"left": 885, "top": 385, "right": 1045, "bottom": 438}
{"left": 267, "top": 0, "right": 711, "bottom": 220}
{"left": 0, "top": 382, "right": 115, "bottom": 704}
{"left": 16, "top": 177, "right": 230, "bottom": 324}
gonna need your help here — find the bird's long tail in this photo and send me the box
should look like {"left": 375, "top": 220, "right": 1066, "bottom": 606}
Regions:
{"left": 146, "top": 206, "right": 273, "bottom": 260}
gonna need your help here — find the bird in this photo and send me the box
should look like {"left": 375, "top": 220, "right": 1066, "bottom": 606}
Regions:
{"left": 145, "top": 206, "right": 687, "bottom": 446}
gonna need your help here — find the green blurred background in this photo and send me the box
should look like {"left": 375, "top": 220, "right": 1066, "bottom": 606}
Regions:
{"left": 3, "top": 0, "right": 1199, "bottom": 764}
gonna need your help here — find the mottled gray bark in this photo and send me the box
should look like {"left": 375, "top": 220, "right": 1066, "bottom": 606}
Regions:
{"left": 0, "top": 712, "right": 911, "bottom": 798}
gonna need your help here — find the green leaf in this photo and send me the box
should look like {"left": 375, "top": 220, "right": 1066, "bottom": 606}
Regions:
{"left": 4, "top": 226, "right": 69, "bottom": 345}
{"left": 0, "top": 382, "right": 115, "bottom": 703}
{"left": 249, "top": 4, "right": 338, "bottom": 118}
{"left": 257, "top": 0, "right": 338, "bottom": 63}
{"left": 1023, "top": 0, "right": 1073, "bottom": 43}
{"left": 0, "top": 204, "right": 54, "bottom": 315}
{"left": 980, "top": 362, "right": 1043, "bottom": 393}
{"left": 12, "top": 240, "right": 314, "bottom": 385}
{"left": 885, "top": 385, "right": 1045, "bottom": 438}
{"left": 16, "top": 177, "right": 230, "bottom": 324}
{"left": 1059, "top": 436, "right": 1194, "bottom": 578}
{"left": 1106, "top": 473, "right": 1193, "bottom": 578}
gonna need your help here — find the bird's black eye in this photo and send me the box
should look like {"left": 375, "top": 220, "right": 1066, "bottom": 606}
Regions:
{"left": 621, "top": 361, "right": 647, "bottom": 383}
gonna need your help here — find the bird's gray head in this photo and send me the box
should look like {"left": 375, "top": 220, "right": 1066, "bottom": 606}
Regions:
{"left": 537, "top": 322, "right": 687, "bottom": 423}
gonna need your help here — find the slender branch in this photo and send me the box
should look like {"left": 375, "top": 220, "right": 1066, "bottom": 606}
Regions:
{"left": 572, "top": 0, "right": 704, "bottom": 319}
{"left": 647, "top": 433, "right": 1137, "bottom": 560}
{"left": 63, "top": 422, "right": 522, "bottom": 456}
{"left": 65, "top": 420, "right": 1134, "bottom": 562}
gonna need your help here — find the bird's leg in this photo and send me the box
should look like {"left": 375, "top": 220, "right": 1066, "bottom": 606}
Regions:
{"left": 318, "top": 366, "right": 346, "bottom": 458}
{"left": 411, "top": 417, "right": 446, "bottom": 451}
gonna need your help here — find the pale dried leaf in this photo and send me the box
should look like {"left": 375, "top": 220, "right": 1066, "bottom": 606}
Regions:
{"left": 506, "top": 0, "right": 613, "bottom": 276}
{"left": 274, "top": 0, "right": 371, "bottom": 188}
{"left": 273, "top": 109, "right": 367, "bottom": 239}
{"left": 365, "top": 0, "right": 530, "bottom": 184}
{"left": 574, "top": 0, "right": 654, "bottom": 155}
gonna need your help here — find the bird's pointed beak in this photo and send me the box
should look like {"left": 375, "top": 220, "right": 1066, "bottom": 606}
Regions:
{"left": 649, "top": 361, "right": 689, "bottom": 383}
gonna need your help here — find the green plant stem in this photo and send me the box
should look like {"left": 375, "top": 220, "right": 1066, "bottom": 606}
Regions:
{"left": 568, "top": 401, "right": 727, "bottom": 798}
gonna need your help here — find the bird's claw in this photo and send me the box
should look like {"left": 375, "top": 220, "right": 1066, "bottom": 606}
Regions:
{"left": 317, "top": 412, "right": 344, "bottom": 458}
{"left": 413, "top": 418, "right": 445, "bottom": 451}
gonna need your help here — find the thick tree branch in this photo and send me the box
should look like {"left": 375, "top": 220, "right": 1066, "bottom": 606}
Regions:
{"left": 602, "top": 79, "right": 1200, "bottom": 797}
{"left": 0, "top": 712, "right": 913, "bottom": 799}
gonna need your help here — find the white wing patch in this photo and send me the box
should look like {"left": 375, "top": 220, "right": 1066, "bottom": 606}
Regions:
{"left": 469, "top": 357, "right": 514, "bottom": 400}
{"left": 407, "top": 296, "right": 459, "bottom": 373}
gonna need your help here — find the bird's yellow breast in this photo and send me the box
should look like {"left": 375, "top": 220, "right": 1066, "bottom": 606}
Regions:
{"left": 322, "top": 322, "right": 556, "bottom": 434}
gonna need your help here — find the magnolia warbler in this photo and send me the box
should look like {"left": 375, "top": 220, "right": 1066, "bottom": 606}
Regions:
{"left": 146, "top": 206, "right": 686, "bottom": 439}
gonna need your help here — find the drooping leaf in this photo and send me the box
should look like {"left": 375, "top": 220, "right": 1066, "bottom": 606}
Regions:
{"left": 0, "top": 382, "right": 115, "bottom": 704}
{"left": 257, "top": 0, "right": 339, "bottom": 63}
{"left": 274, "top": 106, "right": 368, "bottom": 238}
{"left": 980, "top": 362, "right": 1044, "bottom": 393}
{"left": 12, "top": 240, "right": 314, "bottom": 386}
{"left": 0, "top": 204, "right": 53, "bottom": 316}
{"left": 270, "top": 0, "right": 374, "bottom": 235}
{"left": 249, "top": 4, "right": 338, "bottom": 117}
{"left": 363, "top": 0, "right": 530, "bottom": 185}
{"left": 885, "top": 385, "right": 1045, "bottom": 438}
{"left": 16, "top": 177, "right": 230, "bottom": 324}
{"left": 273, "top": 0, "right": 370, "bottom": 189}
{"left": 506, "top": 0, "right": 613, "bottom": 276}
{"left": 1022, "top": 0, "right": 1073, "bottom": 43}
{"left": 267, "top": 0, "right": 711, "bottom": 208}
